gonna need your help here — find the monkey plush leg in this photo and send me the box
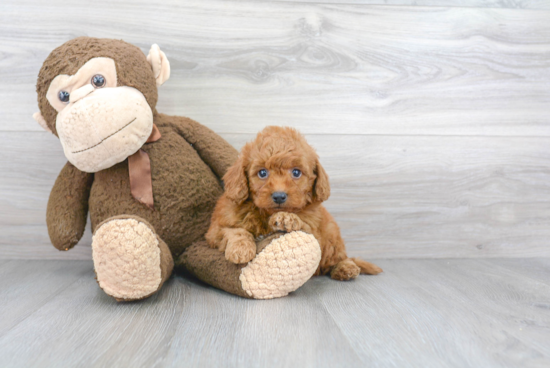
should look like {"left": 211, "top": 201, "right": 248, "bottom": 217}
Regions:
{"left": 176, "top": 231, "right": 321, "bottom": 299}
{"left": 92, "top": 215, "right": 174, "bottom": 302}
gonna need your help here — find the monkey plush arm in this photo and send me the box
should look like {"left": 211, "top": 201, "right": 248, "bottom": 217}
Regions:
{"left": 46, "top": 162, "right": 94, "bottom": 251}
{"left": 171, "top": 115, "right": 238, "bottom": 179}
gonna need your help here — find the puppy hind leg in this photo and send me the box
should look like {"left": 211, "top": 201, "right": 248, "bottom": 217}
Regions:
{"left": 351, "top": 257, "right": 383, "bottom": 275}
{"left": 330, "top": 258, "right": 361, "bottom": 281}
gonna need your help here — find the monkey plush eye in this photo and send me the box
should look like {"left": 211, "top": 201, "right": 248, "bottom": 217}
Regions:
{"left": 291, "top": 169, "right": 302, "bottom": 178}
{"left": 58, "top": 90, "right": 70, "bottom": 103}
{"left": 91, "top": 74, "right": 106, "bottom": 88}
{"left": 258, "top": 169, "right": 269, "bottom": 179}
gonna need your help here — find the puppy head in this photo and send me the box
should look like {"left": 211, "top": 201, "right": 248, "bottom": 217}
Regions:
{"left": 223, "top": 126, "right": 330, "bottom": 213}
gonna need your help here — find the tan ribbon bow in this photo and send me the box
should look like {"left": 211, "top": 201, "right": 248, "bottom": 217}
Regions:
{"left": 128, "top": 124, "right": 161, "bottom": 209}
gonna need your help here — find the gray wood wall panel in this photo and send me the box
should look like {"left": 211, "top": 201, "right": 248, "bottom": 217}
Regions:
{"left": 2, "top": 131, "right": 549, "bottom": 259}
{"left": 0, "top": 0, "right": 548, "bottom": 259}
{"left": 272, "top": 0, "right": 550, "bottom": 10}
{"left": 1, "top": 1, "right": 549, "bottom": 136}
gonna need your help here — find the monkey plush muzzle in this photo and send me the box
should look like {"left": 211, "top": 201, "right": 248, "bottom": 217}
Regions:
{"left": 56, "top": 86, "right": 154, "bottom": 173}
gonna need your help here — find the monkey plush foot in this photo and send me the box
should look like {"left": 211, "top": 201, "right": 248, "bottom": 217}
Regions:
{"left": 177, "top": 231, "right": 321, "bottom": 299}
{"left": 92, "top": 215, "right": 174, "bottom": 301}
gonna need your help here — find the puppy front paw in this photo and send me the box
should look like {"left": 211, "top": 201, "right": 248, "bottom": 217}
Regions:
{"left": 225, "top": 238, "right": 256, "bottom": 264}
{"left": 269, "top": 212, "right": 304, "bottom": 232}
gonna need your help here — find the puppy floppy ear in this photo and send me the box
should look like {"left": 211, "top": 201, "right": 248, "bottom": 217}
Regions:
{"left": 223, "top": 156, "right": 249, "bottom": 204}
{"left": 312, "top": 159, "right": 330, "bottom": 202}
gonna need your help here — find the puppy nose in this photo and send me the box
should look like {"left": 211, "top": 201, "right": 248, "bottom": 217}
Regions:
{"left": 272, "top": 192, "right": 287, "bottom": 204}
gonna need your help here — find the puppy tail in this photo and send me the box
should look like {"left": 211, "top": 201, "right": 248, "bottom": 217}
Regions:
{"left": 351, "top": 258, "right": 383, "bottom": 275}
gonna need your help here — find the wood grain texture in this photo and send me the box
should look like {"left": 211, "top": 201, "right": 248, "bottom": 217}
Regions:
{"left": 1, "top": 1, "right": 549, "bottom": 260}
{"left": 1, "top": 0, "right": 550, "bottom": 136}
{"left": 318, "top": 258, "right": 550, "bottom": 367}
{"left": 0, "top": 259, "right": 549, "bottom": 367}
{"left": 271, "top": 0, "right": 550, "bottom": 10}
{"left": 2, "top": 132, "right": 549, "bottom": 259}
{"left": 0, "top": 260, "right": 90, "bottom": 336}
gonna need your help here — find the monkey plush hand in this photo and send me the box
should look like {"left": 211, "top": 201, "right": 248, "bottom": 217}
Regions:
{"left": 34, "top": 37, "right": 321, "bottom": 301}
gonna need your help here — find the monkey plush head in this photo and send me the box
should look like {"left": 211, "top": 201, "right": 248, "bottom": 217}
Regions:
{"left": 33, "top": 37, "right": 170, "bottom": 173}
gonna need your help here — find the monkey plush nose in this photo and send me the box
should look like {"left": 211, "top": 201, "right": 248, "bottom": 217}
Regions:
{"left": 272, "top": 192, "right": 287, "bottom": 204}
{"left": 70, "top": 84, "right": 94, "bottom": 103}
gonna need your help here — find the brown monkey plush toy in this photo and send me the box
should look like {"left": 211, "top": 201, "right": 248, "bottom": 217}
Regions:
{"left": 34, "top": 37, "right": 321, "bottom": 301}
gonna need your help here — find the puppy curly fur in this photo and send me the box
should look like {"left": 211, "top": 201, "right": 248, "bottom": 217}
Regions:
{"left": 206, "top": 126, "right": 382, "bottom": 280}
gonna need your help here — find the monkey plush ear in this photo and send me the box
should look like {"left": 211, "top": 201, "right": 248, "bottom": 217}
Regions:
{"left": 33, "top": 112, "right": 52, "bottom": 133}
{"left": 147, "top": 44, "right": 170, "bottom": 87}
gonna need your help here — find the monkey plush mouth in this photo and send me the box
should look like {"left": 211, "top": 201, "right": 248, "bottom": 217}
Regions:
{"left": 72, "top": 118, "right": 137, "bottom": 154}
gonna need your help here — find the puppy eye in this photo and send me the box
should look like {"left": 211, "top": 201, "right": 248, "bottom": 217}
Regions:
{"left": 258, "top": 169, "right": 269, "bottom": 179}
{"left": 91, "top": 74, "right": 106, "bottom": 88}
{"left": 58, "top": 90, "right": 70, "bottom": 103}
{"left": 291, "top": 169, "right": 302, "bottom": 178}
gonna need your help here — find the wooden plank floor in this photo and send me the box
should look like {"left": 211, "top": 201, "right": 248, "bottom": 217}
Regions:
{"left": 0, "top": 258, "right": 548, "bottom": 368}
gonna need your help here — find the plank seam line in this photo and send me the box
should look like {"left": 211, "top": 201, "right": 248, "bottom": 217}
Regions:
{"left": 4, "top": 130, "right": 550, "bottom": 139}
{"left": 315, "top": 287, "right": 366, "bottom": 363}
{"left": 262, "top": 0, "right": 550, "bottom": 12}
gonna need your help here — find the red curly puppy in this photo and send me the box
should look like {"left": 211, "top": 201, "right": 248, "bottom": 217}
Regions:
{"left": 206, "top": 126, "right": 382, "bottom": 280}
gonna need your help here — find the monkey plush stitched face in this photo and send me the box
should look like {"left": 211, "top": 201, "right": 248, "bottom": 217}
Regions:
{"left": 34, "top": 37, "right": 170, "bottom": 173}
{"left": 46, "top": 57, "right": 153, "bottom": 172}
